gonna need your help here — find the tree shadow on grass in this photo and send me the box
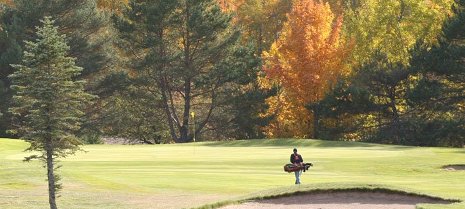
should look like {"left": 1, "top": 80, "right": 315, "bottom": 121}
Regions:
{"left": 204, "top": 139, "right": 415, "bottom": 151}
{"left": 453, "top": 149, "right": 465, "bottom": 153}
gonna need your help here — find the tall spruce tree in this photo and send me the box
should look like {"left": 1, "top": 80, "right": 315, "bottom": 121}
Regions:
{"left": 0, "top": 0, "right": 111, "bottom": 137}
{"left": 9, "top": 17, "right": 93, "bottom": 209}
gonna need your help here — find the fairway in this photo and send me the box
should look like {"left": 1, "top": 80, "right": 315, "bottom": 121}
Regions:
{"left": 0, "top": 138, "right": 464, "bottom": 209}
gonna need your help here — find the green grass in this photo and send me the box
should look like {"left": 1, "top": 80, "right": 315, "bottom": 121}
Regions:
{"left": 0, "top": 138, "right": 464, "bottom": 209}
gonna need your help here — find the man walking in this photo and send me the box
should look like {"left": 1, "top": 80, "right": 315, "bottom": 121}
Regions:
{"left": 290, "top": 148, "right": 304, "bottom": 184}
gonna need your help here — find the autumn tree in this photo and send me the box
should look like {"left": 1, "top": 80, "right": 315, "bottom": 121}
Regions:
{"left": 9, "top": 17, "right": 93, "bottom": 209}
{"left": 259, "top": 0, "right": 348, "bottom": 138}
{"left": 217, "top": 0, "right": 243, "bottom": 11}
{"left": 314, "top": 0, "right": 464, "bottom": 147}
{"left": 0, "top": 0, "right": 12, "bottom": 7}
{"left": 236, "top": 0, "right": 292, "bottom": 55}
{"left": 343, "top": 0, "right": 453, "bottom": 66}
{"left": 210, "top": 0, "right": 294, "bottom": 139}
{"left": 97, "top": 0, "right": 129, "bottom": 12}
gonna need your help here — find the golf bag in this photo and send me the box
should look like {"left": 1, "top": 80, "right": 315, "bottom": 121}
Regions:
{"left": 284, "top": 163, "right": 313, "bottom": 173}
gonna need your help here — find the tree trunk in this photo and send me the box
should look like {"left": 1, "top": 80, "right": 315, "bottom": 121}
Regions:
{"left": 313, "top": 108, "right": 319, "bottom": 139}
{"left": 45, "top": 137, "right": 57, "bottom": 209}
{"left": 179, "top": 78, "right": 191, "bottom": 143}
{"left": 156, "top": 27, "right": 179, "bottom": 142}
{"left": 258, "top": 23, "right": 263, "bottom": 56}
{"left": 388, "top": 86, "right": 401, "bottom": 142}
{"left": 160, "top": 82, "right": 179, "bottom": 141}
{"left": 178, "top": 1, "right": 192, "bottom": 143}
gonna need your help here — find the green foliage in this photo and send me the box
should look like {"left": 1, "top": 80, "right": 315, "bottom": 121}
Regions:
{"left": 235, "top": 0, "right": 292, "bottom": 54}
{"left": 198, "top": 43, "right": 262, "bottom": 140}
{"left": 0, "top": 0, "right": 112, "bottom": 138}
{"left": 406, "top": 0, "right": 465, "bottom": 147}
{"left": 8, "top": 17, "right": 94, "bottom": 206}
{"left": 317, "top": 0, "right": 465, "bottom": 146}
{"left": 101, "top": 83, "right": 170, "bottom": 144}
{"left": 0, "top": 0, "right": 111, "bottom": 75}
{"left": 311, "top": 0, "right": 465, "bottom": 147}
{"left": 114, "top": 0, "right": 258, "bottom": 142}
{"left": 0, "top": 0, "right": 460, "bottom": 146}
{"left": 315, "top": 53, "right": 412, "bottom": 142}
{"left": 406, "top": 78, "right": 443, "bottom": 106}
{"left": 308, "top": 79, "right": 376, "bottom": 140}
{"left": 343, "top": 0, "right": 453, "bottom": 65}
{"left": 229, "top": 83, "right": 271, "bottom": 139}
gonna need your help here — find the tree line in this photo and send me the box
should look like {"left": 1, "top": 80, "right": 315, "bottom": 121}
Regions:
{"left": 0, "top": 0, "right": 463, "bottom": 147}
{"left": 3, "top": 1, "right": 462, "bottom": 208}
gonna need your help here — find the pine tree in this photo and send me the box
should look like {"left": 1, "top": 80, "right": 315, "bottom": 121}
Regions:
{"left": 315, "top": 52, "right": 410, "bottom": 142}
{"left": 115, "top": 0, "right": 254, "bottom": 142}
{"left": 408, "top": 0, "right": 465, "bottom": 147}
{"left": 9, "top": 17, "right": 94, "bottom": 209}
{"left": 0, "top": 0, "right": 111, "bottom": 137}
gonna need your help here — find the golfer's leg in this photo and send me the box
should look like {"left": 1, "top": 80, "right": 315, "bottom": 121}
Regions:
{"left": 294, "top": 171, "right": 300, "bottom": 184}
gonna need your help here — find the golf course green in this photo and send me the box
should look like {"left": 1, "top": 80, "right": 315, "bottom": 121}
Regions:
{"left": 0, "top": 138, "right": 464, "bottom": 209}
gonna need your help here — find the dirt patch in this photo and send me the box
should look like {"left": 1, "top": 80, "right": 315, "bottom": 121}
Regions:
{"left": 220, "top": 191, "right": 455, "bottom": 209}
{"left": 442, "top": 164, "right": 465, "bottom": 171}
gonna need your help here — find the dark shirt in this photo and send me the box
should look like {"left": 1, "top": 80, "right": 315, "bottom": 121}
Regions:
{"left": 290, "top": 153, "right": 303, "bottom": 164}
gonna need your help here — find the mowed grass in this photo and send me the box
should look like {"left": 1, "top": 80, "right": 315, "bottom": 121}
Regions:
{"left": 0, "top": 138, "right": 464, "bottom": 209}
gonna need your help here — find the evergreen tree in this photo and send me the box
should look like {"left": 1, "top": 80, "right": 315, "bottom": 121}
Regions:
{"left": 113, "top": 0, "right": 179, "bottom": 142}
{"left": 314, "top": 53, "right": 410, "bottom": 143}
{"left": 0, "top": 0, "right": 111, "bottom": 137}
{"left": 115, "top": 0, "right": 256, "bottom": 142}
{"left": 409, "top": 0, "right": 465, "bottom": 147}
{"left": 229, "top": 81, "right": 272, "bottom": 139}
{"left": 9, "top": 17, "right": 93, "bottom": 209}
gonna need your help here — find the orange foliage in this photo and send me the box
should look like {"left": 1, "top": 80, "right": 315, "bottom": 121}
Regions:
{"left": 259, "top": 0, "right": 349, "bottom": 138}
{"left": 0, "top": 0, "right": 14, "bottom": 32}
{"left": 0, "top": 0, "right": 13, "bottom": 5}
{"left": 97, "top": 0, "right": 128, "bottom": 12}
{"left": 218, "top": 0, "right": 244, "bottom": 11}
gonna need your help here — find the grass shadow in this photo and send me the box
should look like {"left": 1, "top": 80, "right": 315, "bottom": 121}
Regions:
{"left": 454, "top": 149, "right": 465, "bottom": 153}
{"left": 204, "top": 139, "right": 416, "bottom": 151}
{"left": 442, "top": 164, "right": 465, "bottom": 171}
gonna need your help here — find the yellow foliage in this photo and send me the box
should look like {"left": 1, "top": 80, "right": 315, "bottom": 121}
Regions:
{"left": 259, "top": 0, "right": 349, "bottom": 138}
{"left": 218, "top": 0, "right": 244, "bottom": 11}
{"left": 0, "top": 0, "right": 13, "bottom": 5}
{"left": 97, "top": 0, "right": 128, "bottom": 12}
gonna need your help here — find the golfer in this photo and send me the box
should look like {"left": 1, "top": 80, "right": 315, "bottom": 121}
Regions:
{"left": 290, "top": 148, "right": 304, "bottom": 184}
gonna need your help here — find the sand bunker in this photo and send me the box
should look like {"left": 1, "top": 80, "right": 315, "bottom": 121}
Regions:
{"left": 442, "top": 164, "right": 465, "bottom": 171}
{"left": 221, "top": 191, "right": 455, "bottom": 209}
